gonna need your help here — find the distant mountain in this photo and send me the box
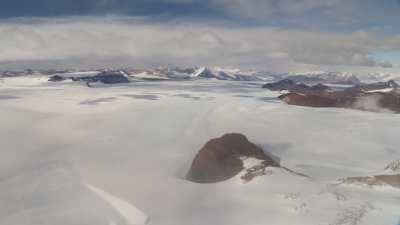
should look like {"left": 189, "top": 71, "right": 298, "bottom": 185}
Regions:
{"left": 359, "top": 72, "right": 400, "bottom": 83}
{"left": 352, "top": 80, "right": 399, "bottom": 92}
{"left": 284, "top": 71, "right": 361, "bottom": 85}
{"left": 192, "top": 67, "right": 268, "bottom": 81}
{"left": 192, "top": 67, "right": 215, "bottom": 78}
{"left": 126, "top": 67, "right": 270, "bottom": 81}
{"left": 4, "top": 67, "right": 400, "bottom": 84}
{"left": 49, "top": 70, "right": 130, "bottom": 85}
{"left": 0, "top": 69, "right": 42, "bottom": 77}
{"left": 262, "top": 79, "right": 330, "bottom": 92}
{"left": 385, "top": 159, "right": 400, "bottom": 173}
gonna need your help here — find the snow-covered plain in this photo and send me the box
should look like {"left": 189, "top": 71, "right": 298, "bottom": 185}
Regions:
{"left": 0, "top": 76, "right": 399, "bottom": 225}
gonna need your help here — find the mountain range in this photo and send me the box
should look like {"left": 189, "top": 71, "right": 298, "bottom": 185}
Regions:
{"left": 2, "top": 67, "right": 400, "bottom": 84}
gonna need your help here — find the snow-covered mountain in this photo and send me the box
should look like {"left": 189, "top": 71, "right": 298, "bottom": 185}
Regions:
{"left": 2, "top": 67, "right": 273, "bottom": 82}
{"left": 126, "top": 67, "right": 271, "bottom": 81}
{"left": 283, "top": 71, "right": 400, "bottom": 84}
{"left": 284, "top": 71, "right": 361, "bottom": 85}
{"left": 358, "top": 72, "right": 400, "bottom": 83}
{"left": 3, "top": 67, "right": 400, "bottom": 85}
{"left": 191, "top": 67, "right": 270, "bottom": 81}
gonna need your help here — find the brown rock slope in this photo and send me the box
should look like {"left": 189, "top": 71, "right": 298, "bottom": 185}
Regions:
{"left": 352, "top": 80, "right": 399, "bottom": 92}
{"left": 340, "top": 160, "right": 400, "bottom": 188}
{"left": 279, "top": 91, "right": 400, "bottom": 113}
{"left": 262, "top": 79, "right": 330, "bottom": 93}
{"left": 278, "top": 92, "right": 337, "bottom": 107}
{"left": 341, "top": 174, "right": 400, "bottom": 188}
{"left": 186, "top": 133, "right": 279, "bottom": 183}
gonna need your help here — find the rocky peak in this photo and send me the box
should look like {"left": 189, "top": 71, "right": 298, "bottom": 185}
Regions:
{"left": 186, "top": 133, "right": 278, "bottom": 183}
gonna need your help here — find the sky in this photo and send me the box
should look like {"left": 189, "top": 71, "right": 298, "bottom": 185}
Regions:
{"left": 0, "top": 0, "right": 400, "bottom": 72}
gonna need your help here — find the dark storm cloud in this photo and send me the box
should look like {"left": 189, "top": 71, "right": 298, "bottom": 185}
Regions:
{"left": 0, "top": 0, "right": 217, "bottom": 18}
{"left": 1, "top": 0, "right": 399, "bottom": 33}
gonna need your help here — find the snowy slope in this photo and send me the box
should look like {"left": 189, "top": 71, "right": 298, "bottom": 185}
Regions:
{"left": 0, "top": 77, "right": 399, "bottom": 225}
{"left": 85, "top": 184, "right": 149, "bottom": 225}
{"left": 0, "top": 161, "right": 147, "bottom": 225}
{"left": 193, "top": 67, "right": 266, "bottom": 81}
{"left": 359, "top": 72, "right": 400, "bottom": 83}
{"left": 285, "top": 71, "right": 361, "bottom": 84}
{"left": 53, "top": 67, "right": 265, "bottom": 81}
{"left": 4, "top": 68, "right": 400, "bottom": 84}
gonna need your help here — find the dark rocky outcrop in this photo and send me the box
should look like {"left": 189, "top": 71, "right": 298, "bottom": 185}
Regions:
{"left": 350, "top": 80, "right": 399, "bottom": 92}
{"left": 186, "top": 133, "right": 279, "bottom": 183}
{"left": 52, "top": 71, "right": 130, "bottom": 85}
{"left": 285, "top": 72, "right": 360, "bottom": 85}
{"left": 385, "top": 159, "right": 400, "bottom": 172}
{"left": 262, "top": 79, "right": 330, "bottom": 93}
{"left": 279, "top": 90, "right": 400, "bottom": 113}
{"left": 279, "top": 93, "right": 337, "bottom": 108}
{"left": 48, "top": 75, "right": 67, "bottom": 82}
{"left": 284, "top": 75, "right": 325, "bottom": 84}
{"left": 262, "top": 79, "right": 297, "bottom": 91}
{"left": 309, "top": 83, "right": 331, "bottom": 91}
{"left": 341, "top": 160, "right": 400, "bottom": 188}
{"left": 92, "top": 71, "right": 130, "bottom": 84}
{"left": 341, "top": 174, "right": 400, "bottom": 188}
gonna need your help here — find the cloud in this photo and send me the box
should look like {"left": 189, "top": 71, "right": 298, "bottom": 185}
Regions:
{"left": 1, "top": 0, "right": 399, "bottom": 46}
{"left": 378, "top": 61, "right": 393, "bottom": 68}
{"left": 210, "top": 0, "right": 341, "bottom": 18}
{"left": 0, "top": 0, "right": 213, "bottom": 18}
{"left": 0, "top": 17, "right": 397, "bottom": 70}
{"left": 209, "top": 0, "right": 400, "bottom": 31}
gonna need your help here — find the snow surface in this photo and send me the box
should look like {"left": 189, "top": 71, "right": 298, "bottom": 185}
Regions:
{"left": 85, "top": 183, "right": 148, "bottom": 225}
{"left": 129, "top": 71, "right": 170, "bottom": 80}
{"left": 55, "top": 71, "right": 100, "bottom": 78}
{"left": 359, "top": 73, "right": 400, "bottom": 83}
{"left": 366, "top": 88, "right": 394, "bottom": 93}
{"left": 0, "top": 77, "right": 399, "bottom": 225}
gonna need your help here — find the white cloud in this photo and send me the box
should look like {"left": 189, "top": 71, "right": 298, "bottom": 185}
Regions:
{"left": 0, "top": 17, "right": 397, "bottom": 70}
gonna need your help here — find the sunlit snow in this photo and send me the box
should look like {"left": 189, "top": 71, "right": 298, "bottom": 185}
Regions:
{"left": 0, "top": 77, "right": 399, "bottom": 225}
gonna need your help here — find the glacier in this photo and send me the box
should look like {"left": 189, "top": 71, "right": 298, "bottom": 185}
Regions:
{"left": 0, "top": 76, "right": 399, "bottom": 225}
